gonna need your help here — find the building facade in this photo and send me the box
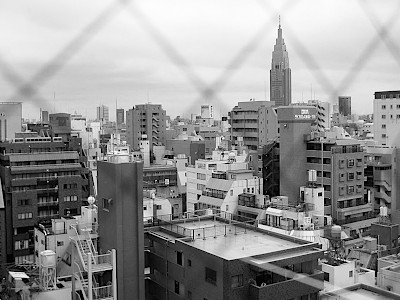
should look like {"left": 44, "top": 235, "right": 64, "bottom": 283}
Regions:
{"left": 116, "top": 108, "right": 125, "bottom": 126}
{"left": 338, "top": 96, "right": 351, "bottom": 117}
{"left": 96, "top": 104, "right": 110, "bottom": 123}
{"left": 0, "top": 137, "right": 91, "bottom": 264}
{"left": 0, "top": 102, "right": 22, "bottom": 142}
{"left": 126, "top": 104, "right": 166, "bottom": 151}
{"left": 230, "top": 100, "right": 278, "bottom": 151}
{"left": 270, "top": 21, "right": 291, "bottom": 107}
{"left": 144, "top": 211, "right": 324, "bottom": 300}
{"left": 97, "top": 158, "right": 145, "bottom": 300}
{"left": 373, "top": 90, "right": 400, "bottom": 147}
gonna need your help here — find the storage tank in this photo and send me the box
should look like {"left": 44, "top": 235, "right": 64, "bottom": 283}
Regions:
{"left": 40, "top": 250, "right": 56, "bottom": 268}
{"left": 331, "top": 225, "right": 342, "bottom": 240}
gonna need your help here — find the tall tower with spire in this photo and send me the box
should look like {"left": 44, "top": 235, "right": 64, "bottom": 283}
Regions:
{"left": 270, "top": 17, "right": 291, "bottom": 106}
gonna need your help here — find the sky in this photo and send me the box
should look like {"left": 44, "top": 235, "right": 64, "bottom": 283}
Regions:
{"left": 1, "top": 0, "right": 400, "bottom": 121}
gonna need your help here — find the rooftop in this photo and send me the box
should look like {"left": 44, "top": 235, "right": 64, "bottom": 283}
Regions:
{"left": 321, "top": 284, "right": 400, "bottom": 300}
{"left": 148, "top": 211, "right": 319, "bottom": 261}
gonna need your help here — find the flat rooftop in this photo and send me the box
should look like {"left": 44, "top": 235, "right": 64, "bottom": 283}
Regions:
{"left": 152, "top": 216, "right": 316, "bottom": 261}
{"left": 322, "top": 284, "right": 400, "bottom": 300}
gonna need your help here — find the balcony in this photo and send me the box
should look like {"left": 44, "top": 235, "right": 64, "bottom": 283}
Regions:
{"left": 249, "top": 271, "right": 324, "bottom": 300}
{"left": 37, "top": 201, "right": 59, "bottom": 207}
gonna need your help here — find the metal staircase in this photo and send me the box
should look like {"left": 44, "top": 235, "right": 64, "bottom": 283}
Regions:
{"left": 71, "top": 223, "right": 116, "bottom": 300}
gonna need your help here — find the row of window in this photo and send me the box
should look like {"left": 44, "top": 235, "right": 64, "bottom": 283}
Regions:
{"left": 381, "top": 104, "right": 400, "bottom": 109}
{"left": 381, "top": 114, "right": 400, "bottom": 119}
{"left": 18, "top": 212, "right": 33, "bottom": 220}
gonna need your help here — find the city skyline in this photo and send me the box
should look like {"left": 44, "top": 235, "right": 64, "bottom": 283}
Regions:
{"left": 1, "top": 0, "right": 400, "bottom": 120}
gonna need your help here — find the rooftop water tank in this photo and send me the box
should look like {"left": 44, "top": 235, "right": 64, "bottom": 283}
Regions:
{"left": 40, "top": 250, "right": 56, "bottom": 268}
{"left": 331, "top": 225, "right": 342, "bottom": 239}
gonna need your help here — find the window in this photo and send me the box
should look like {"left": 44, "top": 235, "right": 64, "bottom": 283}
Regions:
{"left": 17, "top": 212, "right": 33, "bottom": 220}
{"left": 64, "top": 195, "right": 78, "bottom": 202}
{"left": 174, "top": 280, "right": 180, "bottom": 294}
{"left": 17, "top": 199, "right": 30, "bottom": 206}
{"left": 197, "top": 173, "right": 206, "bottom": 180}
{"left": 382, "top": 124, "right": 386, "bottom": 129}
{"left": 187, "top": 291, "right": 192, "bottom": 300}
{"left": 188, "top": 259, "right": 192, "bottom": 267}
{"left": 143, "top": 206, "right": 147, "bottom": 211}
{"left": 382, "top": 115, "right": 386, "bottom": 119}
{"left": 57, "top": 241, "right": 64, "bottom": 247}
{"left": 102, "top": 198, "right": 111, "bottom": 211}
{"left": 63, "top": 183, "right": 78, "bottom": 189}
{"left": 347, "top": 172, "right": 354, "bottom": 180}
{"left": 205, "top": 267, "right": 217, "bottom": 285}
{"left": 231, "top": 274, "right": 243, "bottom": 288}
{"left": 324, "top": 272, "right": 330, "bottom": 282}
{"left": 177, "top": 252, "right": 183, "bottom": 266}
{"left": 156, "top": 205, "right": 162, "bottom": 210}
{"left": 349, "top": 271, "right": 353, "bottom": 277}
{"left": 347, "top": 159, "right": 354, "bottom": 167}
{"left": 382, "top": 105, "right": 386, "bottom": 109}
{"left": 347, "top": 186, "right": 354, "bottom": 194}
{"left": 382, "top": 134, "right": 387, "bottom": 138}
{"left": 230, "top": 190, "right": 233, "bottom": 196}
{"left": 15, "top": 240, "right": 29, "bottom": 250}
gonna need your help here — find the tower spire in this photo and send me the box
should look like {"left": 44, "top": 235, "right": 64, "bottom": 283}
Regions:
{"left": 279, "top": 15, "right": 281, "bottom": 29}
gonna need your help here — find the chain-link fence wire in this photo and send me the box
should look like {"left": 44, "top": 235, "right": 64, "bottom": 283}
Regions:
{"left": 1, "top": 0, "right": 400, "bottom": 294}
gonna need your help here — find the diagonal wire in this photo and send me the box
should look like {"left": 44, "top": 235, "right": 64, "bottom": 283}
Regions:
{"left": 122, "top": 2, "right": 209, "bottom": 95}
{"left": 334, "top": 8, "right": 400, "bottom": 96}
{"left": 356, "top": 0, "right": 400, "bottom": 68}
{"left": 0, "top": 56, "right": 47, "bottom": 104}
{"left": 199, "top": 0, "right": 299, "bottom": 104}
{"left": 9, "top": 0, "right": 125, "bottom": 104}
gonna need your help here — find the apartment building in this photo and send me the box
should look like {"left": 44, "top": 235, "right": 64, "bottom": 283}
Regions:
{"left": 197, "top": 169, "right": 262, "bottom": 215}
{"left": 0, "top": 137, "right": 91, "bottom": 265}
{"left": 365, "top": 145, "right": 400, "bottom": 223}
{"left": 186, "top": 150, "right": 248, "bottom": 212}
{"left": 145, "top": 211, "right": 324, "bottom": 300}
{"left": 126, "top": 104, "right": 166, "bottom": 151}
{"left": 373, "top": 90, "right": 400, "bottom": 147}
{"left": 230, "top": 100, "right": 278, "bottom": 151}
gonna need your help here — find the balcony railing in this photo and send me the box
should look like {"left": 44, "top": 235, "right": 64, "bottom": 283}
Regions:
{"left": 37, "top": 201, "right": 59, "bottom": 207}
{"left": 92, "top": 285, "right": 113, "bottom": 300}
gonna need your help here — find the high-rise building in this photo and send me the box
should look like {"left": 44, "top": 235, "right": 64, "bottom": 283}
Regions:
{"left": 373, "top": 90, "right": 400, "bottom": 147}
{"left": 96, "top": 104, "right": 109, "bottom": 123}
{"left": 126, "top": 104, "right": 166, "bottom": 151}
{"left": 116, "top": 108, "right": 124, "bottom": 126}
{"left": 230, "top": 100, "right": 278, "bottom": 151}
{"left": 270, "top": 20, "right": 291, "bottom": 107}
{"left": 0, "top": 102, "right": 22, "bottom": 142}
{"left": 277, "top": 105, "right": 317, "bottom": 204}
{"left": 308, "top": 100, "right": 331, "bottom": 131}
{"left": 0, "top": 137, "right": 92, "bottom": 265}
{"left": 97, "top": 158, "right": 145, "bottom": 300}
{"left": 338, "top": 96, "right": 351, "bottom": 117}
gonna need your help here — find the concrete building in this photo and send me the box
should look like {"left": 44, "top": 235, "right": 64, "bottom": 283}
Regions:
{"left": 0, "top": 137, "right": 92, "bottom": 265}
{"left": 96, "top": 104, "right": 109, "bottom": 123}
{"left": 144, "top": 210, "right": 324, "bottom": 300}
{"left": 338, "top": 96, "right": 351, "bottom": 117}
{"left": 270, "top": 20, "right": 291, "bottom": 107}
{"left": 186, "top": 150, "right": 249, "bottom": 212}
{"left": 49, "top": 113, "right": 72, "bottom": 142}
{"left": 321, "top": 283, "right": 400, "bottom": 300}
{"left": 97, "top": 158, "right": 145, "bottom": 300}
{"left": 377, "top": 253, "right": 400, "bottom": 294}
{"left": 197, "top": 169, "right": 263, "bottom": 215}
{"left": 365, "top": 146, "right": 400, "bottom": 221}
{"left": 0, "top": 102, "right": 22, "bottom": 141}
{"left": 126, "top": 104, "right": 166, "bottom": 152}
{"left": 258, "top": 140, "right": 280, "bottom": 198}
{"left": 277, "top": 105, "right": 317, "bottom": 204}
{"left": 116, "top": 108, "right": 124, "bottom": 126}
{"left": 308, "top": 100, "right": 331, "bottom": 131}
{"left": 230, "top": 100, "right": 278, "bottom": 151}
{"left": 373, "top": 90, "right": 400, "bottom": 146}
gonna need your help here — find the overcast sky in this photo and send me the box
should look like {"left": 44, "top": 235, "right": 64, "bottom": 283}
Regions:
{"left": 1, "top": 0, "right": 399, "bottom": 121}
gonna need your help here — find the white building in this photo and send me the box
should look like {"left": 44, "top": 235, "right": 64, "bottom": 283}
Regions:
{"left": 197, "top": 169, "right": 262, "bottom": 214}
{"left": 143, "top": 192, "right": 172, "bottom": 223}
{"left": 308, "top": 100, "right": 331, "bottom": 131}
{"left": 186, "top": 150, "right": 248, "bottom": 211}
{"left": 373, "top": 90, "right": 400, "bottom": 146}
